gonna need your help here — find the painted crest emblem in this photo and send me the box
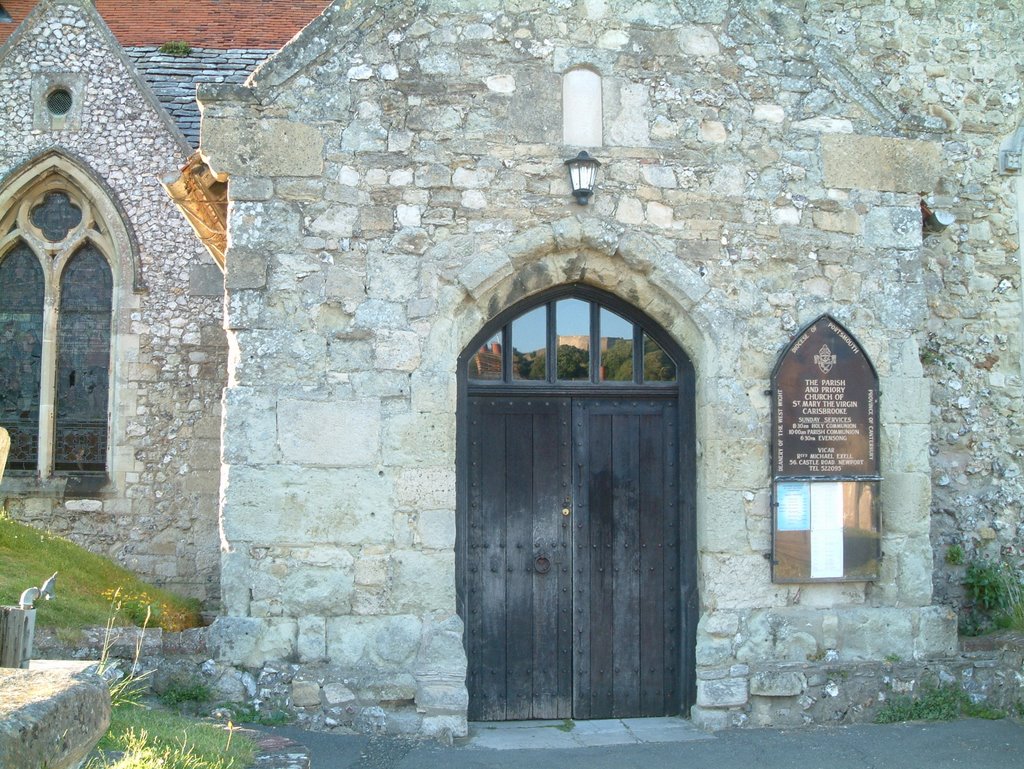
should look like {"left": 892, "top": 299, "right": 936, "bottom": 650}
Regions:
{"left": 814, "top": 344, "right": 837, "bottom": 375}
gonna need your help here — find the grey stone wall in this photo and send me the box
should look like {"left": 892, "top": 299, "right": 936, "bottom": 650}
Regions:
{"left": 198, "top": 0, "right": 1022, "bottom": 734}
{"left": 0, "top": 1, "right": 227, "bottom": 600}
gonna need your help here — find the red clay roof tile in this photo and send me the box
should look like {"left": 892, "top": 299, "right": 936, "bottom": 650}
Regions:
{"left": 0, "top": 1, "right": 332, "bottom": 48}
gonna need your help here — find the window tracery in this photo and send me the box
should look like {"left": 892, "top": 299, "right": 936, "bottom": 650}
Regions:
{"left": 0, "top": 166, "right": 117, "bottom": 480}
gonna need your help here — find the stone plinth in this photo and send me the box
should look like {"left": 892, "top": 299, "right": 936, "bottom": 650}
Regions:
{"left": 0, "top": 667, "right": 111, "bottom": 769}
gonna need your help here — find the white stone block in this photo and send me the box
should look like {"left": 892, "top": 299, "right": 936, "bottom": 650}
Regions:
{"left": 222, "top": 465, "right": 394, "bottom": 545}
{"left": 64, "top": 499, "right": 102, "bottom": 512}
{"left": 416, "top": 509, "right": 456, "bottom": 550}
{"left": 753, "top": 104, "right": 785, "bottom": 123}
{"left": 484, "top": 74, "right": 515, "bottom": 93}
{"left": 678, "top": 25, "right": 720, "bottom": 56}
{"left": 395, "top": 467, "right": 455, "bottom": 509}
{"left": 749, "top": 671, "right": 806, "bottom": 697}
{"left": 697, "top": 676, "right": 748, "bottom": 707}
{"left": 277, "top": 398, "right": 381, "bottom": 466}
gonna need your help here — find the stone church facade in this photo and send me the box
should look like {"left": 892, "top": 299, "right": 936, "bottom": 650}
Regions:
{"left": 195, "top": 0, "right": 1024, "bottom": 736}
{"left": 0, "top": 0, "right": 1022, "bottom": 739}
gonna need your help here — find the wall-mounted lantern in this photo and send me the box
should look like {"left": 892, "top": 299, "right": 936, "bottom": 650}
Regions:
{"left": 564, "top": 150, "right": 601, "bottom": 205}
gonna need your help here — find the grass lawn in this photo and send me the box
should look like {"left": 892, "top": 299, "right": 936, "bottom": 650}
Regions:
{"left": 86, "top": 704, "right": 256, "bottom": 769}
{"left": 0, "top": 515, "right": 201, "bottom": 630}
{"left": 1, "top": 513, "right": 256, "bottom": 767}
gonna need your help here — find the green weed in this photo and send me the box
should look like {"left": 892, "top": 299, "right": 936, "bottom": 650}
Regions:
{"left": 158, "top": 41, "right": 192, "bottom": 57}
{"left": 85, "top": 709, "right": 255, "bottom": 769}
{"left": 945, "top": 544, "right": 965, "bottom": 566}
{"left": 227, "top": 701, "right": 292, "bottom": 726}
{"left": 875, "top": 684, "right": 1005, "bottom": 724}
{"left": 160, "top": 680, "right": 212, "bottom": 708}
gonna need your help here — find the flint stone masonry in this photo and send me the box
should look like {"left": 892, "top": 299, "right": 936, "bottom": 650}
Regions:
{"left": 0, "top": 0, "right": 227, "bottom": 599}
{"left": 192, "top": 0, "right": 1022, "bottom": 735}
{"left": 0, "top": 668, "right": 111, "bottom": 769}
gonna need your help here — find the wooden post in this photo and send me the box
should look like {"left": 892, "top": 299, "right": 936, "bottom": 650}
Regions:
{"left": 0, "top": 606, "right": 36, "bottom": 668}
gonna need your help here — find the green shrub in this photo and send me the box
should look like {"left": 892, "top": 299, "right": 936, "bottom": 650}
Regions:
{"left": 945, "top": 544, "right": 965, "bottom": 565}
{"left": 965, "top": 560, "right": 1008, "bottom": 613}
{"left": 1001, "top": 567, "right": 1024, "bottom": 632}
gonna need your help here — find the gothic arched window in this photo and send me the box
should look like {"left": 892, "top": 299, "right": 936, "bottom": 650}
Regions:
{"left": 0, "top": 163, "right": 119, "bottom": 481}
{"left": 0, "top": 243, "right": 44, "bottom": 471}
{"left": 54, "top": 245, "right": 112, "bottom": 473}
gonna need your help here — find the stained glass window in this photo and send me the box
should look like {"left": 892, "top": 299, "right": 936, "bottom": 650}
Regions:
{"left": 54, "top": 245, "right": 111, "bottom": 473}
{"left": 0, "top": 243, "right": 43, "bottom": 471}
{"left": 30, "top": 191, "right": 82, "bottom": 242}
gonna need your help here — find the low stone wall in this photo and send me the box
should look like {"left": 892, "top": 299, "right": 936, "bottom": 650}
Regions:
{"left": 0, "top": 666, "right": 111, "bottom": 769}
{"left": 692, "top": 632, "right": 1024, "bottom": 729}
{"left": 32, "top": 624, "right": 1024, "bottom": 736}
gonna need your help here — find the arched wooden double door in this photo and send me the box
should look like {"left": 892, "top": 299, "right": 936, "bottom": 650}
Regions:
{"left": 457, "top": 286, "right": 697, "bottom": 721}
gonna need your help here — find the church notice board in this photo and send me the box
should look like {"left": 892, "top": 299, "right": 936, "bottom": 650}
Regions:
{"left": 771, "top": 315, "right": 880, "bottom": 583}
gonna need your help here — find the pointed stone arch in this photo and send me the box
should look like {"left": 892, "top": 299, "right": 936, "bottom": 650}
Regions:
{"left": 0, "top": 149, "right": 145, "bottom": 292}
{"left": 420, "top": 216, "right": 734, "bottom": 399}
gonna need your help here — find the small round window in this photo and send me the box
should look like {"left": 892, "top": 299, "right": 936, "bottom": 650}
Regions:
{"left": 46, "top": 88, "right": 73, "bottom": 116}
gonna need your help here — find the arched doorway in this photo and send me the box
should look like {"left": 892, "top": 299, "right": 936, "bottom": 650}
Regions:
{"left": 456, "top": 284, "right": 697, "bottom": 721}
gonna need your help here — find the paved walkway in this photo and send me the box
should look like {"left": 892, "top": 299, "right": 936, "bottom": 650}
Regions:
{"left": 259, "top": 717, "right": 1024, "bottom": 769}
{"left": 464, "top": 716, "right": 709, "bottom": 748}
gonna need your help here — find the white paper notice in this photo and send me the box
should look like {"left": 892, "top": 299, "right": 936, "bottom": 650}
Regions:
{"left": 810, "top": 482, "right": 844, "bottom": 531}
{"left": 777, "top": 482, "right": 811, "bottom": 531}
{"left": 810, "top": 482, "right": 845, "bottom": 578}
{"left": 810, "top": 529, "right": 844, "bottom": 578}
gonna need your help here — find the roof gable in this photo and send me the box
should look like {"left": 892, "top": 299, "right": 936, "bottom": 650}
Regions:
{"left": 0, "top": 0, "right": 192, "bottom": 155}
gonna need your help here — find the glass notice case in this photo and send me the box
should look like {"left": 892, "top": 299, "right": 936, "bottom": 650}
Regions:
{"left": 770, "top": 315, "right": 881, "bottom": 583}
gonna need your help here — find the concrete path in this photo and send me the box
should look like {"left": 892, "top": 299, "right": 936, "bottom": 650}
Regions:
{"left": 258, "top": 717, "right": 1024, "bottom": 769}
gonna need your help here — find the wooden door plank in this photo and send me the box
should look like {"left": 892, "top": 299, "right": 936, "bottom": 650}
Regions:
{"left": 571, "top": 400, "right": 592, "bottom": 719}
{"left": 466, "top": 401, "right": 484, "bottom": 720}
{"left": 530, "top": 401, "right": 569, "bottom": 718}
{"left": 611, "top": 409, "right": 641, "bottom": 718}
{"left": 556, "top": 400, "right": 575, "bottom": 718}
{"left": 638, "top": 410, "right": 666, "bottom": 716}
{"left": 587, "top": 405, "right": 615, "bottom": 719}
{"left": 476, "top": 402, "right": 508, "bottom": 720}
{"left": 504, "top": 403, "right": 536, "bottom": 720}
{"left": 661, "top": 401, "right": 682, "bottom": 715}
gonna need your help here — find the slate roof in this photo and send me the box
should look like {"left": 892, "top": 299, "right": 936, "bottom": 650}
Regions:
{"left": 0, "top": 1, "right": 332, "bottom": 146}
{"left": 125, "top": 46, "right": 276, "bottom": 147}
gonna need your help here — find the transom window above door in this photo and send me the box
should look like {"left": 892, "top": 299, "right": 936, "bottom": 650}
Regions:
{"left": 467, "top": 295, "right": 677, "bottom": 385}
